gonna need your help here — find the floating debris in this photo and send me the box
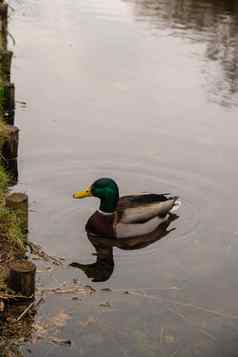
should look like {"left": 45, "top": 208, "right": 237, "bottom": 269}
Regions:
{"left": 49, "top": 337, "right": 71, "bottom": 346}
{"left": 31, "top": 310, "right": 72, "bottom": 345}
{"left": 0, "top": 292, "right": 33, "bottom": 301}
{"left": 99, "top": 302, "right": 111, "bottom": 308}
{"left": 72, "top": 296, "right": 79, "bottom": 301}
{"left": 27, "top": 241, "right": 65, "bottom": 266}
{"left": 37, "top": 281, "right": 96, "bottom": 297}
{"left": 49, "top": 311, "right": 71, "bottom": 328}
{"left": 84, "top": 285, "right": 96, "bottom": 294}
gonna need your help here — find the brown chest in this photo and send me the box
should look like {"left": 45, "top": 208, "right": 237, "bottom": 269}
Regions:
{"left": 85, "top": 211, "right": 115, "bottom": 238}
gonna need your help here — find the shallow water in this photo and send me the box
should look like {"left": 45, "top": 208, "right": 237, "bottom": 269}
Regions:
{"left": 6, "top": 0, "right": 238, "bottom": 355}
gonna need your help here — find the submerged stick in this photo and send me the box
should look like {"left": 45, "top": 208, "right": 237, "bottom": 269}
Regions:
{"left": 27, "top": 241, "right": 64, "bottom": 265}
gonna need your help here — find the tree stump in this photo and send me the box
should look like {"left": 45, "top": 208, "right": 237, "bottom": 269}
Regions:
{"left": 6, "top": 192, "right": 28, "bottom": 234}
{"left": 8, "top": 260, "right": 36, "bottom": 299}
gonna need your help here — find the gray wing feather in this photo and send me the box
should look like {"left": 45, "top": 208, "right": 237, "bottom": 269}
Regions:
{"left": 117, "top": 194, "right": 178, "bottom": 224}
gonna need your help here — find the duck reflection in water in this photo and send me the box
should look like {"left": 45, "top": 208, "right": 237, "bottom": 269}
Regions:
{"left": 70, "top": 214, "right": 178, "bottom": 282}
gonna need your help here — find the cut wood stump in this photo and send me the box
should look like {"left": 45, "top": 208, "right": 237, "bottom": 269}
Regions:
{"left": 8, "top": 260, "right": 36, "bottom": 299}
{"left": 6, "top": 192, "right": 28, "bottom": 234}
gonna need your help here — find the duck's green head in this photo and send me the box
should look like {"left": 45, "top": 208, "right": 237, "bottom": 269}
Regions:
{"left": 73, "top": 178, "right": 119, "bottom": 213}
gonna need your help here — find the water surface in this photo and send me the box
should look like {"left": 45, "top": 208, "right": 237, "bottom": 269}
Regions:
{"left": 7, "top": 0, "right": 238, "bottom": 355}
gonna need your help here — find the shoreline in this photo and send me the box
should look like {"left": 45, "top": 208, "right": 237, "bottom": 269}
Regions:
{"left": 0, "top": 1, "right": 29, "bottom": 305}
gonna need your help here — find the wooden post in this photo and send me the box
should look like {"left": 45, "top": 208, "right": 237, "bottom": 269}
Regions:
{"left": 0, "top": 1, "right": 8, "bottom": 34}
{"left": 4, "top": 111, "right": 15, "bottom": 126}
{"left": 1, "top": 125, "right": 18, "bottom": 160}
{"left": 6, "top": 193, "right": 28, "bottom": 234}
{"left": 5, "top": 125, "right": 18, "bottom": 158}
{"left": 1, "top": 82, "right": 15, "bottom": 123}
{"left": 0, "top": 50, "right": 12, "bottom": 82}
{"left": 8, "top": 260, "right": 36, "bottom": 299}
{"left": 6, "top": 157, "right": 18, "bottom": 185}
{"left": 0, "top": 23, "right": 7, "bottom": 50}
{"left": 0, "top": 126, "right": 18, "bottom": 181}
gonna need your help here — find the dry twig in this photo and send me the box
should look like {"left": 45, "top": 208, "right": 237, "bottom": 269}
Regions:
{"left": 16, "top": 297, "right": 44, "bottom": 321}
{"left": 27, "top": 241, "right": 64, "bottom": 266}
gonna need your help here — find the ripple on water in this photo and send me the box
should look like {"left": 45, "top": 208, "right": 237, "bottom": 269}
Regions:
{"left": 17, "top": 154, "right": 226, "bottom": 260}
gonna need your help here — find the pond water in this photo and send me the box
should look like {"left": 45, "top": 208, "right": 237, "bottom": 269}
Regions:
{"left": 6, "top": 0, "right": 238, "bottom": 355}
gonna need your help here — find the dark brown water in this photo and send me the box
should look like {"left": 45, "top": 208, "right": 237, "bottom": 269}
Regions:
{"left": 7, "top": 0, "right": 238, "bottom": 355}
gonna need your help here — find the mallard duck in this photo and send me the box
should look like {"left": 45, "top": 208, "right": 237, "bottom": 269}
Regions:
{"left": 73, "top": 178, "right": 181, "bottom": 238}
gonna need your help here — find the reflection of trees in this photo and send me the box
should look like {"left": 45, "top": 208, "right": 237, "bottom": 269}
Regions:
{"left": 205, "top": 13, "right": 238, "bottom": 106}
{"left": 125, "top": 0, "right": 238, "bottom": 106}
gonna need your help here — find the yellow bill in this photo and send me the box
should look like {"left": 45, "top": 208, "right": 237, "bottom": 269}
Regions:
{"left": 73, "top": 187, "right": 92, "bottom": 199}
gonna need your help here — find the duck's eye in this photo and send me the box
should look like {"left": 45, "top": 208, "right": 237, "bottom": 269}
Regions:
{"left": 91, "top": 187, "right": 95, "bottom": 195}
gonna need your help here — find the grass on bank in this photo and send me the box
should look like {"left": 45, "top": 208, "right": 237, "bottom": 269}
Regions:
{"left": 0, "top": 163, "right": 27, "bottom": 290}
